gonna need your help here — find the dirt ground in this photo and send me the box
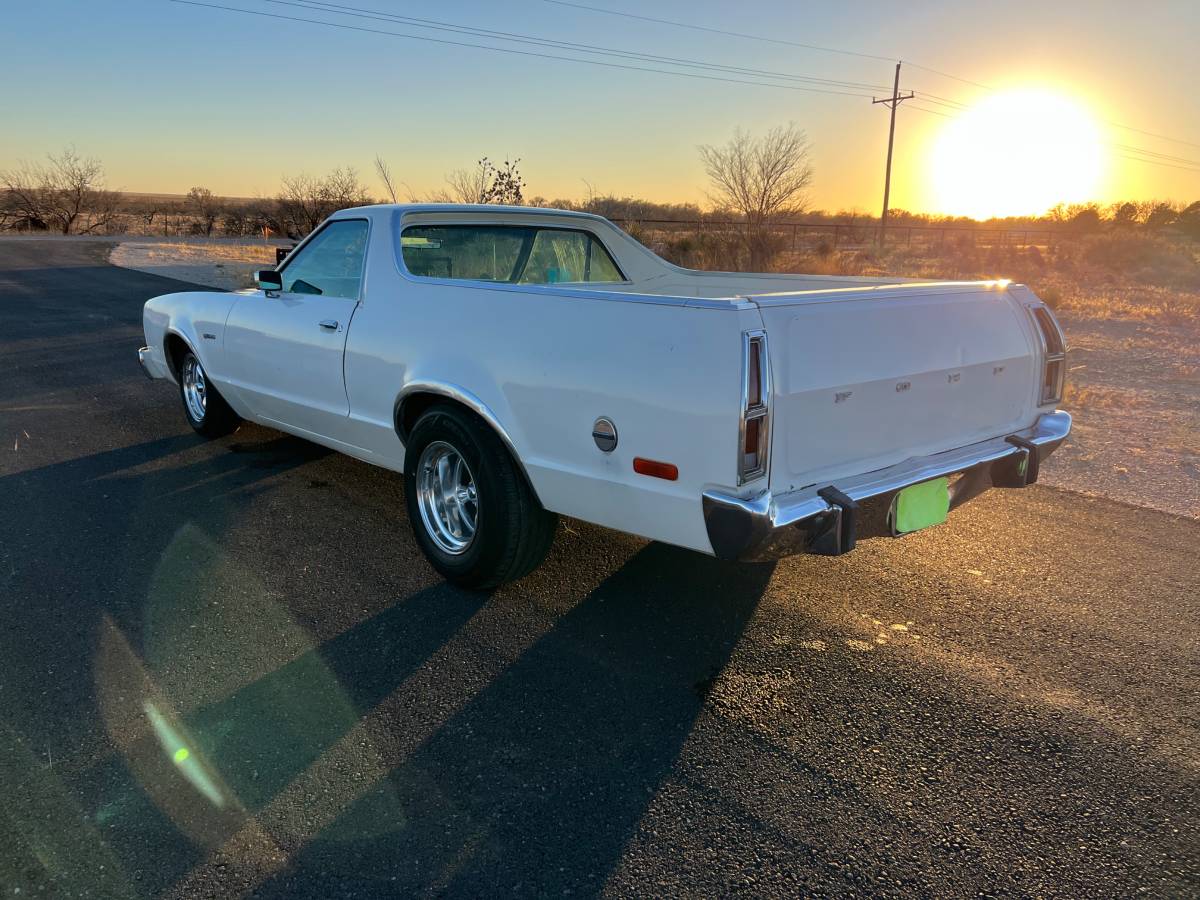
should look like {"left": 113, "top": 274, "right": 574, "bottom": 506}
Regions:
{"left": 109, "top": 237, "right": 287, "bottom": 291}
{"left": 1046, "top": 313, "right": 1199, "bottom": 519}
{"left": 100, "top": 235, "right": 1199, "bottom": 521}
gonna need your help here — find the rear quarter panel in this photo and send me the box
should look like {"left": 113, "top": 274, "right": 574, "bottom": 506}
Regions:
{"left": 343, "top": 215, "right": 762, "bottom": 553}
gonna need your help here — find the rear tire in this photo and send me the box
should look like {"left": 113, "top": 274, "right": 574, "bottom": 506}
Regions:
{"left": 177, "top": 349, "right": 239, "bottom": 437}
{"left": 404, "top": 404, "right": 557, "bottom": 589}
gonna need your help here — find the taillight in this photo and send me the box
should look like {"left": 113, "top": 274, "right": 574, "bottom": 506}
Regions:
{"left": 1029, "top": 305, "right": 1067, "bottom": 405}
{"left": 739, "top": 330, "right": 770, "bottom": 484}
{"left": 746, "top": 337, "right": 763, "bottom": 407}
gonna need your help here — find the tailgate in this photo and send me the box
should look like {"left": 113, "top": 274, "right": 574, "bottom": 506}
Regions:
{"left": 754, "top": 285, "right": 1038, "bottom": 491}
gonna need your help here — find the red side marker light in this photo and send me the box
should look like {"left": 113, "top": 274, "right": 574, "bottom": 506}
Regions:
{"left": 633, "top": 457, "right": 678, "bottom": 481}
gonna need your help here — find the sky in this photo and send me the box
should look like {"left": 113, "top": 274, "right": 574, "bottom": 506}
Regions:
{"left": 3, "top": 0, "right": 1199, "bottom": 215}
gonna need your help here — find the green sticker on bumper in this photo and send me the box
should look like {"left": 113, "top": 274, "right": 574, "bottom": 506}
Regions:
{"left": 894, "top": 477, "right": 951, "bottom": 534}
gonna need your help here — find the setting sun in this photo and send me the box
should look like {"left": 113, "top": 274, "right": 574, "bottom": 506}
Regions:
{"left": 929, "top": 89, "right": 1106, "bottom": 219}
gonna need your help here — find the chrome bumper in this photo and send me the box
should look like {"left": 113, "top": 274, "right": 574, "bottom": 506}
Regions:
{"left": 703, "top": 411, "right": 1071, "bottom": 561}
{"left": 137, "top": 346, "right": 155, "bottom": 380}
{"left": 137, "top": 345, "right": 168, "bottom": 381}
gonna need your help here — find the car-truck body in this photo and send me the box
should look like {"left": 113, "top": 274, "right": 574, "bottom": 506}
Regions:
{"left": 139, "top": 204, "right": 1070, "bottom": 587}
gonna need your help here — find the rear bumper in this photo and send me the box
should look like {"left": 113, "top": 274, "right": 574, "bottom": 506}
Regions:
{"left": 703, "top": 411, "right": 1071, "bottom": 561}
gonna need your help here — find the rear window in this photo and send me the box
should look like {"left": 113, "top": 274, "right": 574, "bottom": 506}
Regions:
{"left": 400, "top": 224, "right": 625, "bottom": 284}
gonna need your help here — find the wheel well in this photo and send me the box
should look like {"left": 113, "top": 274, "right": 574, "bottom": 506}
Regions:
{"left": 163, "top": 333, "right": 191, "bottom": 378}
{"left": 395, "top": 391, "right": 542, "bottom": 503}
{"left": 395, "top": 391, "right": 445, "bottom": 444}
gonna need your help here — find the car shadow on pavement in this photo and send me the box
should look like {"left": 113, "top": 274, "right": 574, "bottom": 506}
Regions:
{"left": 1, "top": 416, "right": 780, "bottom": 897}
{"left": 246, "top": 545, "right": 777, "bottom": 897}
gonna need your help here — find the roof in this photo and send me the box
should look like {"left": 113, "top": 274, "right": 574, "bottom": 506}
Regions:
{"left": 338, "top": 203, "right": 609, "bottom": 223}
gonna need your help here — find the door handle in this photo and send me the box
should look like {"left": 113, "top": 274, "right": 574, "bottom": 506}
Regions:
{"left": 318, "top": 320, "right": 339, "bottom": 331}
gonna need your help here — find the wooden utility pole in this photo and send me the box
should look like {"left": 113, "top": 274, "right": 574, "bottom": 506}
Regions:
{"left": 873, "top": 62, "right": 914, "bottom": 246}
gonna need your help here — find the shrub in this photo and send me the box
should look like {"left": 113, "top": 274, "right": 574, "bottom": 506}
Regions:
{"left": 1080, "top": 233, "right": 1197, "bottom": 283}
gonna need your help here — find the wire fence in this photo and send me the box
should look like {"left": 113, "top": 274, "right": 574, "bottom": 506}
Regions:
{"left": 607, "top": 218, "right": 1085, "bottom": 250}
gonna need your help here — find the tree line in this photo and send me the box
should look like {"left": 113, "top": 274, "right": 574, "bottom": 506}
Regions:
{"left": 4, "top": 137, "right": 1199, "bottom": 248}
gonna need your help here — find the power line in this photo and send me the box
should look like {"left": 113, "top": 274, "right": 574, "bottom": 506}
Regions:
{"left": 543, "top": 0, "right": 1200, "bottom": 155}
{"left": 539, "top": 0, "right": 896, "bottom": 64}
{"left": 168, "top": 0, "right": 1200, "bottom": 177}
{"left": 904, "top": 104, "right": 955, "bottom": 119}
{"left": 1113, "top": 144, "right": 1200, "bottom": 168}
{"left": 1111, "top": 124, "right": 1200, "bottom": 152}
{"left": 912, "top": 92, "right": 969, "bottom": 111}
{"left": 261, "top": 0, "right": 891, "bottom": 91}
{"left": 900, "top": 60, "right": 991, "bottom": 91}
{"left": 166, "top": 0, "right": 878, "bottom": 97}
{"left": 1117, "top": 155, "right": 1200, "bottom": 173}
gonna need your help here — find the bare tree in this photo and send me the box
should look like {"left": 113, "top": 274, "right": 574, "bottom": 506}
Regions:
{"left": 445, "top": 164, "right": 490, "bottom": 204}
{"left": 187, "top": 186, "right": 223, "bottom": 236}
{"left": 699, "top": 124, "right": 813, "bottom": 268}
{"left": 374, "top": 155, "right": 399, "bottom": 203}
{"left": 441, "top": 158, "right": 525, "bottom": 205}
{"left": 88, "top": 188, "right": 125, "bottom": 235}
{"left": 276, "top": 167, "right": 371, "bottom": 237}
{"left": 139, "top": 205, "right": 160, "bottom": 231}
{"left": 0, "top": 161, "right": 50, "bottom": 231}
{"left": 0, "top": 147, "right": 121, "bottom": 234}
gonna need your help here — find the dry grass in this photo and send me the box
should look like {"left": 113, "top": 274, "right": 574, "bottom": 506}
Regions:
{"left": 758, "top": 231, "right": 1200, "bottom": 323}
{"left": 1045, "top": 282, "right": 1200, "bottom": 323}
{"left": 125, "top": 240, "right": 280, "bottom": 266}
{"left": 1062, "top": 382, "right": 1131, "bottom": 409}
{"left": 109, "top": 239, "right": 283, "bottom": 290}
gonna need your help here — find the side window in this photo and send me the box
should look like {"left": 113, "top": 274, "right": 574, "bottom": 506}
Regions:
{"left": 518, "top": 230, "right": 623, "bottom": 284}
{"left": 280, "top": 220, "right": 369, "bottom": 299}
{"left": 400, "top": 225, "right": 625, "bottom": 284}
{"left": 402, "top": 226, "right": 528, "bottom": 281}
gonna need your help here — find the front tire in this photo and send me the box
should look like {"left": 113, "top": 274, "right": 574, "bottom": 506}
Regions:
{"left": 404, "top": 404, "right": 557, "bottom": 589}
{"left": 178, "top": 350, "right": 239, "bottom": 437}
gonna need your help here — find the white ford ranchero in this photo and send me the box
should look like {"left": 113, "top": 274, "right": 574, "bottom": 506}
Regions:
{"left": 139, "top": 204, "right": 1070, "bottom": 588}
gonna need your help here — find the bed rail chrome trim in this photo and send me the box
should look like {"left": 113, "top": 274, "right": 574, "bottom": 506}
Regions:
{"left": 703, "top": 411, "right": 1071, "bottom": 561}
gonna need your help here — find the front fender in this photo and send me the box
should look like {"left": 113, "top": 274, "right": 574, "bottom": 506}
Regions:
{"left": 144, "top": 290, "right": 242, "bottom": 385}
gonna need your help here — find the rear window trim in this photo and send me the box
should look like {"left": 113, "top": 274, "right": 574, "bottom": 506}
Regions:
{"left": 397, "top": 222, "right": 629, "bottom": 286}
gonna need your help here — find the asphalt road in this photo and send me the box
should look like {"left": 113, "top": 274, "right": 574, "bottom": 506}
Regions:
{"left": 1, "top": 240, "right": 1197, "bottom": 898}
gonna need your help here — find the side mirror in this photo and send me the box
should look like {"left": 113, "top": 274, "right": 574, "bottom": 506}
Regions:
{"left": 257, "top": 270, "right": 283, "bottom": 295}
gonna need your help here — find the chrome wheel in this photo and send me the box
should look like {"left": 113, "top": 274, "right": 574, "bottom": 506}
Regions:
{"left": 182, "top": 356, "right": 207, "bottom": 422}
{"left": 416, "top": 441, "right": 478, "bottom": 555}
